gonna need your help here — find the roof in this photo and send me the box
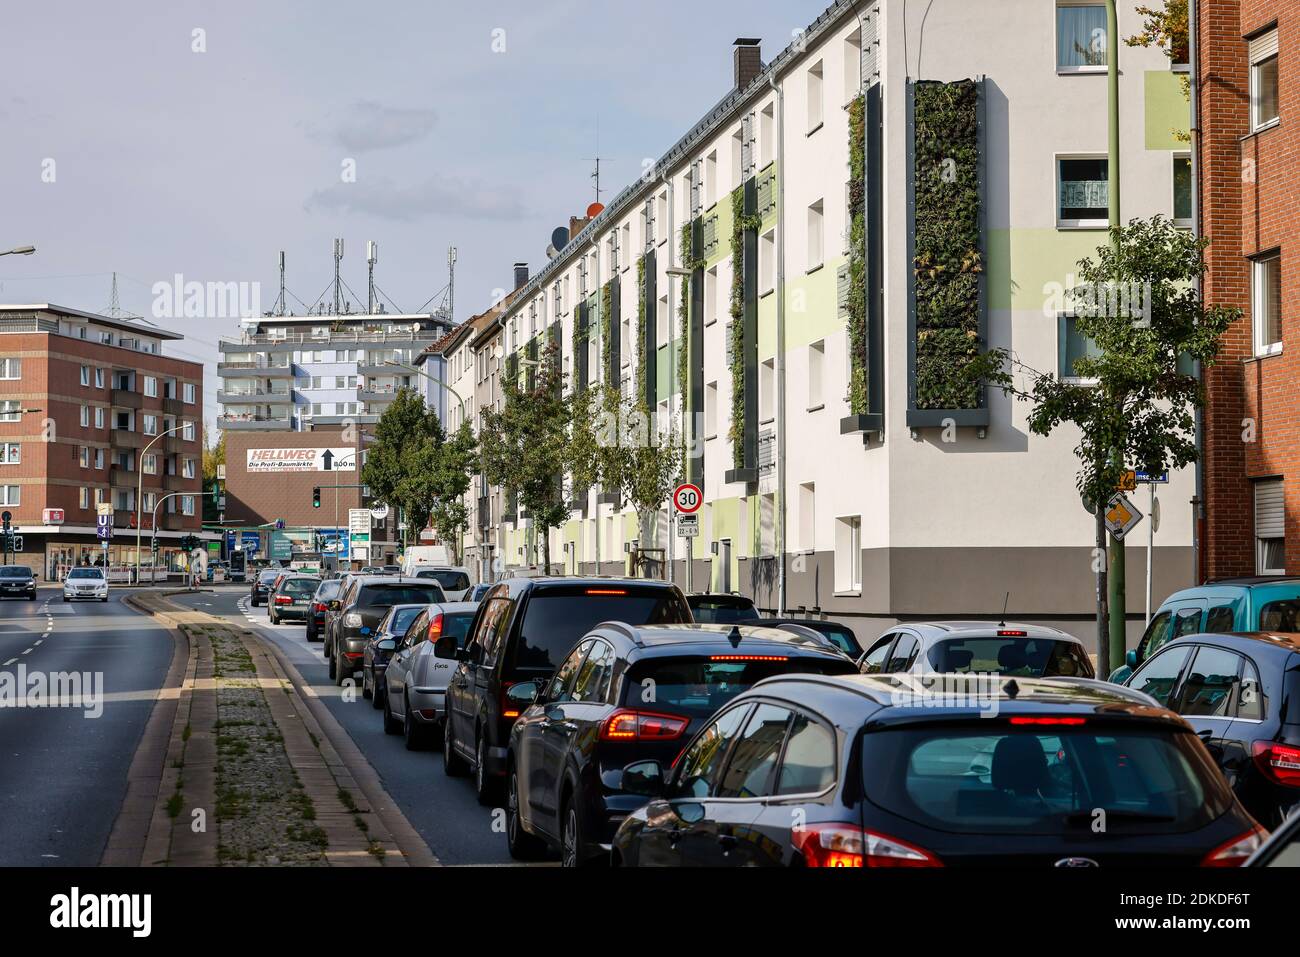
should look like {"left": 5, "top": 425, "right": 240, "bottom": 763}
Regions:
{"left": 0, "top": 303, "right": 185, "bottom": 341}
{"left": 1203, "top": 576, "right": 1300, "bottom": 588}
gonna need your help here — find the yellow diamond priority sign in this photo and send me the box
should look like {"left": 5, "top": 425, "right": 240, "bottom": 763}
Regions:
{"left": 1104, "top": 492, "right": 1144, "bottom": 541}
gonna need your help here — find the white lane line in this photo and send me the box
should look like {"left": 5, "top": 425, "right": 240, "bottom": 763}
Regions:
{"left": 2, "top": 658, "right": 16, "bottom": 666}
{"left": 21, "top": 648, "right": 32, "bottom": 655}
{"left": 33, "top": 639, "right": 42, "bottom": 646}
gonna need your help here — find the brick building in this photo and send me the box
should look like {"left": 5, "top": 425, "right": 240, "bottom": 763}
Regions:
{"left": 1198, "top": 2, "right": 1297, "bottom": 578}
{"left": 0, "top": 304, "right": 205, "bottom": 580}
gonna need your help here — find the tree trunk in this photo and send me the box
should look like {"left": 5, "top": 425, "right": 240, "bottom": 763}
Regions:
{"left": 1095, "top": 504, "right": 1111, "bottom": 679}
{"left": 541, "top": 527, "right": 551, "bottom": 575}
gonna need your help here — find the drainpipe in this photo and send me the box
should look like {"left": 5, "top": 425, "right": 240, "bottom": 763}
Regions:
{"left": 1189, "top": 0, "right": 1204, "bottom": 584}
{"left": 661, "top": 168, "right": 676, "bottom": 585}
{"left": 591, "top": 233, "right": 602, "bottom": 575}
{"left": 770, "top": 71, "right": 787, "bottom": 616}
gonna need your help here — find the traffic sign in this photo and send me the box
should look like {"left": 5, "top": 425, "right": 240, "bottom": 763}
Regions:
{"left": 1117, "top": 470, "right": 1137, "bottom": 492}
{"left": 677, "top": 514, "right": 700, "bottom": 538}
{"left": 1104, "top": 492, "right": 1144, "bottom": 541}
{"left": 370, "top": 503, "right": 390, "bottom": 521}
{"left": 673, "top": 483, "right": 702, "bottom": 514}
{"left": 1135, "top": 469, "right": 1169, "bottom": 484}
{"left": 96, "top": 503, "right": 113, "bottom": 517}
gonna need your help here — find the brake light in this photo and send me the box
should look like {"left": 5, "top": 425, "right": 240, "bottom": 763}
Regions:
{"left": 792, "top": 825, "right": 942, "bottom": 868}
{"left": 1201, "top": 827, "right": 1266, "bottom": 867}
{"left": 998, "top": 629, "right": 1028, "bottom": 637}
{"left": 427, "top": 613, "right": 444, "bottom": 642}
{"left": 274, "top": 595, "right": 292, "bottom": 605}
{"left": 501, "top": 683, "right": 520, "bottom": 720}
{"left": 709, "top": 654, "right": 788, "bottom": 662}
{"left": 1252, "top": 741, "right": 1300, "bottom": 787}
{"left": 600, "top": 709, "right": 689, "bottom": 742}
{"left": 586, "top": 588, "right": 627, "bottom": 595}
{"left": 1009, "top": 716, "right": 1086, "bottom": 726}
{"left": 313, "top": 602, "right": 327, "bottom": 613}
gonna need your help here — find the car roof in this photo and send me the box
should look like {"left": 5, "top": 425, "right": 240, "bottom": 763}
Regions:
{"left": 686, "top": 592, "right": 755, "bottom": 604}
{"left": 596, "top": 622, "right": 852, "bottom": 659}
{"left": 484, "top": 575, "right": 683, "bottom": 600}
{"left": 892, "top": 621, "right": 1083, "bottom": 643}
{"left": 1166, "top": 630, "right": 1300, "bottom": 655}
{"left": 353, "top": 575, "right": 445, "bottom": 586}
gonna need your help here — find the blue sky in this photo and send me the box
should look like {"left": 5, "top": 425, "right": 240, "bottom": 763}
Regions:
{"left": 0, "top": 0, "right": 830, "bottom": 425}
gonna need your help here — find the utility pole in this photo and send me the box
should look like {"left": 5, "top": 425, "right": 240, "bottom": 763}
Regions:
{"left": 1104, "top": 0, "right": 1127, "bottom": 673}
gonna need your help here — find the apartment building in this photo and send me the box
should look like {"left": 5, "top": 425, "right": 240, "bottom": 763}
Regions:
{"left": 1198, "top": 1, "right": 1298, "bottom": 579}
{"left": 472, "top": 0, "right": 1196, "bottom": 637}
{"left": 0, "top": 303, "right": 204, "bottom": 579}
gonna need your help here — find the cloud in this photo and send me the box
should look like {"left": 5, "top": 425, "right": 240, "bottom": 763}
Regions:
{"left": 306, "top": 174, "right": 528, "bottom": 222}
{"left": 307, "top": 100, "right": 437, "bottom": 152}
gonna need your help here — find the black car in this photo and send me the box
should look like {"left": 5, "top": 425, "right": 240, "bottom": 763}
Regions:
{"left": 305, "top": 579, "right": 342, "bottom": 642}
{"left": 250, "top": 568, "right": 281, "bottom": 607}
{"left": 0, "top": 565, "right": 37, "bottom": 600}
{"left": 323, "top": 576, "right": 447, "bottom": 687}
{"left": 1123, "top": 630, "right": 1300, "bottom": 828}
{"left": 362, "top": 602, "right": 428, "bottom": 707}
{"left": 467, "top": 582, "right": 493, "bottom": 603}
{"left": 612, "top": 674, "right": 1265, "bottom": 867}
{"left": 506, "top": 623, "right": 858, "bottom": 865}
{"left": 686, "top": 593, "right": 758, "bottom": 624}
{"left": 736, "top": 617, "right": 863, "bottom": 658}
{"left": 443, "top": 577, "right": 693, "bottom": 805}
{"left": 268, "top": 575, "right": 321, "bottom": 625}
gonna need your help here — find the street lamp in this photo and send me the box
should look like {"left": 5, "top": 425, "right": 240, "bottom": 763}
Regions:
{"left": 0, "top": 245, "right": 35, "bottom": 257}
{"left": 135, "top": 423, "right": 188, "bottom": 584}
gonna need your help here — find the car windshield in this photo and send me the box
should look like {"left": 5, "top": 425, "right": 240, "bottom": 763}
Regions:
{"left": 356, "top": 584, "right": 444, "bottom": 608}
{"left": 280, "top": 578, "right": 319, "bottom": 597}
{"left": 623, "top": 656, "right": 855, "bottom": 717}
{"left": 418, "top": 569, "right": 471, "bottom": 591}
{"left": 0, "top": 567, "right": 32, "bottom": 578}
{"left": 512, "top": 587, "right": 690, "bottom": 674}
{"left": 67, "top": 569, "right": 104, "bottom": 580}
{"left": 690, "top": 597, "right": 758, "bottom": 624}
{"left": 1260, "top": 599, "right": 1300, "bottom": 632}
{"left": 861, "top": 725, "right": 1232, "bottom": 836}
{"left": 385, "top": 605, "right": 425, "bottom": 635}
{"left": 926, "top": 637, "right": 1093, "bottom": 677}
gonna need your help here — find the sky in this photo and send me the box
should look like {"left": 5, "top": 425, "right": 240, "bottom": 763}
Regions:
{"left": 0, "top": 0, "right": 831, "bottom": 428}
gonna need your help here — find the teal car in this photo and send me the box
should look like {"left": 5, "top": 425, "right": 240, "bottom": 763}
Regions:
{"left": 1110, "top": 576, "right": 1300, "bottom": 683}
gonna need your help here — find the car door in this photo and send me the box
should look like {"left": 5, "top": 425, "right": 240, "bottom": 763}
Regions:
{"left": 450, "top": 598, "right": 500, "bottom": 748}
{"left": 1126, "top": 643, "right": 1195, "bottom": 709}
{"left": 387, "top": 611, "right": 428, "bottom": 717}
{"left": 885, "top": 632, "right": 922, "bottom": 673}
{"left": 530, "top": 640, "right": 593, "bottom": 832}
{"left": 748, "top": 707, "right": 840, "bottom": 866}
{"left": 1170, "top": 644, "right": 1244, "bottom": 769}
{"left": 550, "top": 638, "right": 617, "bottom": 814}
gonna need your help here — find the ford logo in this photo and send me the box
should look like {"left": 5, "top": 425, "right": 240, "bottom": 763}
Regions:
{"left": 1054, "top": 857, "right": 1099, "bottom": 868}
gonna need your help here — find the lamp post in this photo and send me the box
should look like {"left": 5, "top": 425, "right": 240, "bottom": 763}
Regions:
{"left": 136, "top": 424, "right": 187, "bottom": 584}
{"left": 149, "top": 490, "right": 189, "bottom": 584}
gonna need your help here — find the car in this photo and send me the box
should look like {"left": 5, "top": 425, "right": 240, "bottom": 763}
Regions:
{"left": 467, "top": 582, "right": 493, "bottom": 603}
{"left": 1123, "top": 630, "right": 1300, "bottom": 828}
{"left": 735, "top": 617, "right": 864, "bottom": 658}
{"left": 268, "top": 575, "right": 321, "bottom": 625}
{"left": 611, "top": 673, "right": 1266, "bottom": 867}
{"left": 443, "top": 577, "right": 694, "bottom": 805}
{"left": 266, "top": 571, "right": 294, "bottom": 609}
{"left": 305, "top": 579, "right": 342, "bottom": 642}
{"left": 1111, "top": 576, "right": 1300, "bottom": 683}
{"left": 410, "top": 566, "right": 473, "bottom": 600}
{"left": 856, "top": 621, "right": 1095, "bottom": 679}
{"left": 360, "top": 565, "right": 385, "bottom": 575}
{"left": 381, "top": 564, "right": 403, "bottom": 575}
{"left": 381, "top": 602, "right": 479, "bottom": 749}
{"left": 686, "top": 593, "right": 759, "bottom": 624}
{"left": 1246, "top": 806, "right": 1300, "bottom": 866}
{"left": 250, "top": 568, "right": 281, "bottom": 607}
{"left": 506, "top": 622, "right": 860, "bottom": 865}
{"left": 63, "top": 566, "right": 108, "bottom": 602}
{"left": 0, "top": 565, "right": 37, "bottom": 600}
{"left": 323, "top": 576, "right": 447, "bottom": 687}
{"left": 361, "top": 602, "right": 428, "bottom": 709}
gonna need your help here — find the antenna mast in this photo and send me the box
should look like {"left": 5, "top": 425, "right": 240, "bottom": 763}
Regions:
{"left": 446, "top": 245, "right": 457, "bottom": 322}
{"left": 332, "top": 238, "right": 344, "bottom": 315}
{"left": 273, "top": 251, "right": 287, "bottom": 316}
{"left": 367, "top": 241, "right": 378, "bottom": 314}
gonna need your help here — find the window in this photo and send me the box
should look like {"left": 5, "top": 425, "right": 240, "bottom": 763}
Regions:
{"left": 1238, "top": 660, "right": 1264, "bottom": 720}
{"left": 860, "top": 636, "right": 894, "bottom": 674}
{"left": 704, "top": 381, "right": 718, "bottom": 438}
{"left": 1173, "top": 154, "right": 1192, "bottom": 226}
{"left": 834, "top": 515, "right": 862, "bottom": 593}
{"left": 94, "top": 407, "right": 104, "bottom": 429}
{"left": 143, "top": 453, "right": 157, "bottom": 474}
{"left": 1058, "top": 314, "right": 1102, "bottom": 382}
{"left": 760, "top": 104, "right": 774, "bottom": 168}
{"left": 182, "top": 421, "right": 195, "bottom": 441}
{"left": 79, "top": 487, "right": 90, "bottom": 510}
{"left": 1252, "top": 254, "right": 1283, "bottom": 356}
{"left": 0, "top": 401, "right": 18, "bottom": 423}
{"left": 807, "top": 199, "right": 824, "bottom": 270}
{"left": 181, "top": 495, "right": 195, "bottom": 516}
{"left": 79, "top": 446, "right": 90, "bottom": 468}
{"left": 183, "top": 458, "right": 196, "bottom": 479}
{"left": 0, "top": 443, "right": 18, "bottom": 464}
{"left": 94, "top": 368, "right": 104, "bottom": 388}
{"left": 776, "top": 712, "right": 836, "bottom": 795}
{"left": 1250, "top": 28, "right": 1280, "bottom": 131}
{"left": 1260, "top": 599, "right": 1300, "bottom": 631}
{"left": 1205, "top": 605, "right": 1237, "bottom": 633}
{"left": 570, "top": 640, "right": 615, "bottom": 704}
{"left": 1058, "top": 157, "right": 1108, "bottom": 228}
{"left": 677, "top": 704, "right": 751, "bottom": 799}
{"left": 80, "top": 365, "right": 90, "bottom": 386}
{"left": 806, "top": 59, "right": 824, "bottom": 132}
{"left": 759, "top": 358, "right": 775, "bottom": 423}
{"left": 94, "top": 448, "right": 104, "bottom": 470}
{"left": 844, "top": 27, "right": 863, "bottom": 102}
{"left": 1178, "top": 647, "right": 1244, "bottom": 717}
{"left": 705, "top": 151, "right": 717, "bottom": 208}
{"left": 0, "top": 358, "right": 19, "bottom": 379}
{"left": 80, "top": 405, "right": 90, "bottom": 427}
{"left": 0, "top": 485, "right": 18, "bottom": 506}
{"left": 182, "top": 382, "right": 195, "bottom": 404}
{"left": 1056, "top": 2, "right": 1107, "bottom": 72}
{"left": 143, "top": 415, "right": 158, "bottom": 436}
{"left": 715, "top": 704, "right": 790, "bottom": 798}
{"left": 887, "top": 635, "right": 921, "bottom": 673}
{"left": 808, "top": 340, "right": 825, "bottom": 409}
{"left": 143, "top": 376, "right": 157, "bottom": 397}
{"left": 1129, "top": 645, "right": 1193, "bottom": 707}
{"left": 759, "top": 229, "right": 775, "bottom": 294}
{"left": 1255, "top": 478, "right": 1286, "bottom": 574}
{"left": 799, "top": 482, "right": 816, "bottom": 551}
{"left": 704, "top": 266, "right": 718, "bottom": 325}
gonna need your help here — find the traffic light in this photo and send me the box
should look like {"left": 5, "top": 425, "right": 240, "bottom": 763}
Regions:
{"left": 211, "top": 482, "right": 219, "bottom": 504}
{"left": 152, "top": 538, "right": 159, "bottom": 554}
{"left": 312, "top": 487, "right": 321, "bottom": 508}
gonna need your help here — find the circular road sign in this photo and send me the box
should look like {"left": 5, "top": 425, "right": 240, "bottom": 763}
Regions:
{"left": 673, "top": 483, "right": 703, "bottom": 514}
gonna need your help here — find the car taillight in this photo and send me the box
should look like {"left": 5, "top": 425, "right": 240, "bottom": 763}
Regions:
{"left": 313, "top": 602, "right": 327, "bottom": 613}
{"left": 1252, "top": 741, "right": 1300, "bottom": 787}
{"left": 709, "top": 654, "right": 788, "bottom": 662}
{"left": 792, "top": 825, "right": 942, "bottom": 868}
{"left": 600, "top": 709, "right": 689, "bottom": 742}
{"left": 1009, "top": 716, "right": 1086, "bottom": 726}
{"left": 274, "top": 595, "right": 292, "bottom": 605}
{"left": 998, "top": 629, "right": 1028, "bottom": 637}
{"left": 427, "top": 613, "right": 444, "bottom": 642}
{"left": 1201, "top": 827, "right": 1267, "bottom": 867}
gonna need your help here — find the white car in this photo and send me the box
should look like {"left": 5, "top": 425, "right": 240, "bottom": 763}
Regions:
{"left": 408, "top": 566, "right": 472, "bottom": 601}
{"left": 64, "top": 567, "right": 109, "bottom": 602}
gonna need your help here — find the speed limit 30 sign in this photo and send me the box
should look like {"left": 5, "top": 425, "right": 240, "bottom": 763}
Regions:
{"left": 673, "top": 483, "right": 702, "bottom": 514}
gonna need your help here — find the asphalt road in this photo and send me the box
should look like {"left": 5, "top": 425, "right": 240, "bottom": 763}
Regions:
{"left": 0, "top": 587, "right": 173, "bottom": 866}
{"left": 171, "top": 586, "right": 540, "bottom": 866}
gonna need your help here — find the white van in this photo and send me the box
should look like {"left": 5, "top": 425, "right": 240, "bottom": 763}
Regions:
{"left": 408, "top": 566, "right": 472, "bottom": 601}
{"left": 399, "top": 545, "right": 451, "bottom": 576}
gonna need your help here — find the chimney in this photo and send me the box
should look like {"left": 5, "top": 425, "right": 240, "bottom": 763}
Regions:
{"left": 513, "top": 262, "right": 529, "bottom": 289}
{"left": 734, "top": 38, "right": 762, "bottom": 90}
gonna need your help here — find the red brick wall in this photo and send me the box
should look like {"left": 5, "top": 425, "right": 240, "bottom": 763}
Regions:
{"left": 225, "top": 428, "right": 365, "bottom": 529}
{"left": 1199, "top": 1, "right": 1300, "bottom": 577}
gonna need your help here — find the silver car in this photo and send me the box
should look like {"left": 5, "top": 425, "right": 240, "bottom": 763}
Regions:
{"left": 381, "top": 601, "right": 478, "bottom": 750}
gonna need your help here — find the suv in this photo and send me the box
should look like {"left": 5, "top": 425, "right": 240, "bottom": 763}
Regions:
{"left": 505, "top": 623, "right": 858, "bottom": 865}
{"left": 1111, "top": 577, "right": 1300, "bottom": 683}
{"left": 611, "top": 674, "right": 1264, "bottom": 867}
{"left": 443, "top": 577, "right": 693, "bottom": 805}
{"left": 0, "top": 565, "right": 37, "bottom": 600}
{"left": 323, "top": 576, "right": 447, "bottom": 686}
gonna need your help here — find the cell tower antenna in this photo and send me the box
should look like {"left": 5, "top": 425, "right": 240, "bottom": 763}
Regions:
{"left": 367, "top": 241, "right": 378, "bottom": 315}
{"left": 447, "top": 245, "right": 457, "bottom": 322}
{"left": 273, "top": 251, "right": 288, "bottom": 317}
{"left": 332, "top": 238, "right": 344, "bottom": 315}
{"left": 583, "top": 116, "right": 608, "bottom": 205}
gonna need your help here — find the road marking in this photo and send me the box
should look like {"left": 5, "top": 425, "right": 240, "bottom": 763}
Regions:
{"left": 2, "top": 658, "right": 16, "bottom": 666}
{"left": 33, "top": 639, "right": 42, "bottom": 646}
{"left": 21, "top": 647, "right": 32, "bottom": 655}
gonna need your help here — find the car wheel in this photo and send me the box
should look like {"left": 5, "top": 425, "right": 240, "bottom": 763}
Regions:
{"left": 443, "top": 720, "right": 468, "bottom": 777}
{"left": 561, "top": 799, "right": 588, "bottom": 868}
{"left": 403, "top": 695, "right": 426, "bottom": 751}
{"left": 62, "top": 596, "right": 68, "bottom": 603}
{"left": 100, "top": 596, "right": 108, "bottom": 603}
{"left": 361, "top": 667, "right": 373, "bottom": 700}
{"left": 327, "top": 651, "right": 337, "bottom": 680}
{"left": 334, "top": 651, "right": 351, "bottom": 688}
{"left": 269, "top": 610, "right": 278, "bottom": 625}
{"left": 382, "top": 690, "right": 402, "bottom": 735}
{"left": 506, "top": 764, "right": 548, "bottom": 861}
{"left": 370, "top": 674, "right": 385, "bottom": 710}
{"left": 473, "top": 730, "right": 498, "bottom": 806}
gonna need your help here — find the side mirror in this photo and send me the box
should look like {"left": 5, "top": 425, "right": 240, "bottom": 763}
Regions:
{"left": 434, "top": 634, "right": 458, "bottom": 659}
{"left": 329, "top": 600, "right": 342, "bottom": 611}
{"left": 505, "top": 680, "right": 540, "bottom": 709}
{"left": 377, "top": 638, "right": 396, "bottom": 652}
{"left": 621, "top": 760, "right": 666, "bottom": 798}
{"left": 1125, "top": 649, "right": 1138, "bottom": 669}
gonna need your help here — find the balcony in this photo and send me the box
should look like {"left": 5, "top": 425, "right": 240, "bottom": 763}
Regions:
{"left": 217, "top": 388, "right": 293, "bottom": 405}
{"left": 162, "top": 396, "right": 185, "bottom": 416}
{"left": 160, "top": 512, "right": 188, "bottom": 531}
{"left": 163, "top": 472, "right": 193, "bottom": 492}
{"left": 110, "top": 429, "right": 145, "bottom": 450}
{"left": 358, "top": 387, "right": 400, "bottom": 403}
{"left": 217, "top": 358, "right": 295, "bottom": 377}
{"left": 111, "top": 389, "right": 143, "bottom": 410}
{"left": 219, "top": 327, "right": 443, "bottom": 349}
{"left": 218, "top": 414, "right": 293, "bottom": 431}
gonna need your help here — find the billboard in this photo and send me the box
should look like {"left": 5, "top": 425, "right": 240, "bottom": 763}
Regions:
{"left": 245, "top": 447, "right": 357, "bottom": 473}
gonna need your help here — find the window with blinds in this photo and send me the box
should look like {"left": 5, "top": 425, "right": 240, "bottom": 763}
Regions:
{"left": 1250, "top": 28, "right": 1280, "bottom": 131}
{"left": 1255, "top": 478, "right": 1286, "bottom": 575}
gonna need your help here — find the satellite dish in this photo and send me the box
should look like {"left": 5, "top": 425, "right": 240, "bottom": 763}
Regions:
{"left": 546, "top": 243, "right": 558, "bottom": 259}
{"left": 586, "top": 202, "right": 605, "bottom": 218}
{"left": 550, "top": 226, "right": 570, "bottom": 250}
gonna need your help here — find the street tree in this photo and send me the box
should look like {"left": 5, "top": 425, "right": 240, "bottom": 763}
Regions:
{"left": 361, "top": 388, "right": 445, "bottom": 542}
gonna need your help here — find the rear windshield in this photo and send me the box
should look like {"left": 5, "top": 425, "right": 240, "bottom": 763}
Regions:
{"left": 259, "top": 570, "right": 281, "bottom": 583}
{"left": 512, "top": 588, "right": 690, "bottom": 674}
{"left": 386, "top": 606, "right": 425, "bottom": 636}
{"left": 441, "top": 612, "right": 475, "bottom": 648}
{"left": 690, "top": 597, "right": 758, "bottom": 624}
{"left": 812, "top": 625, "right": 861, "bottom": 656}
{"left": 357, "top": 584, "right": 444, "bottom": 607}
{"left": 417, "top": 569, "right": 471, "bottom": 591}
{"left": 861, "top": 725, "right": 1232, "bottom": 835}
{"left": 280, "top": 578, "right": 319, "bottom": 597}
{"left": 314, "top": 580, "right": 342, "bottom": 600}
{"left": 926, "top": 637, "right": 1094, "bottom": 678}
{"left": 67, "top": 568, "right": 104, "bottom": 580}
{"left": 1260, "top": 599, "right": 1300, "bottom": 632}
{"left": 0, "top": 566, "right": 33, "bottom": 578}
{"left": 623, "top": 656, "right": 855, "bottom": 717}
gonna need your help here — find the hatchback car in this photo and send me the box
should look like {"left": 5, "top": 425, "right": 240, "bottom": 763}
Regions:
{"left": 1111, "top": 577, "right": 1300, "bottom": 683}
{"left": 361, "top": 602, "right": 428, "bottom": 708}
{"left": 443, "top": 577, "right": 693, "bottom": 805}
{"left": 736, "top": 617, "right": 863, "bottom": 658}
{"left": 507, "top": 623, "right": 859, "bottom": 865}
{"left": 686, "top": 593, "right": 759, "bottom": 624}
{"left": 63, "top": 566, "right": 108, "bottom": 602}
{"left": 323, "top": 576, "right": 447, "bottom": 686}
{"left": 1123, "top": 630, "right": 1300, "bottom": 828}
{"left": 250, "top": 568, "right": 281, "bottom": 607}
{"left": 611, "top": 674, "right": 1264, "bottom": 867}
{"left": 0, "top": 565, "right": 37, "bottom": 600}
{"left": 305, "top": 579, "right": 342, "bottom": 642}
{"left": 857, "top": 621, "right": 1094, "bottom": 679}
{"left": 381, "top": 602, "right": 478, "bottom": 749}
{"left": 268, "top": 575, "right": 321, "bottom": 625}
